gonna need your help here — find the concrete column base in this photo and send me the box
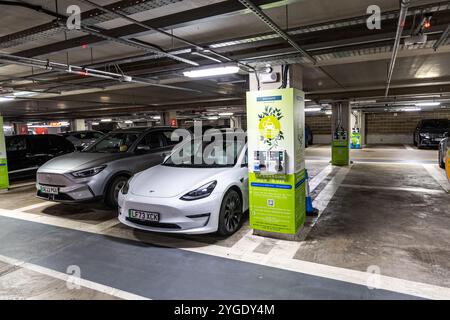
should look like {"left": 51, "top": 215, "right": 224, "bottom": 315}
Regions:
{"left": 253, "top": 226, "right": 306, "bottom": 242}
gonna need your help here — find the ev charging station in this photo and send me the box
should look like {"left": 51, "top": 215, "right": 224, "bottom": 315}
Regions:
{"left": 246, "top": 65, "right": 307, "bottom": 238}
{"left": 0, "top": 116, "right": 9, "bottom": 190}
{"left": 331, "top": 102, "right": 351, "bottom": 166}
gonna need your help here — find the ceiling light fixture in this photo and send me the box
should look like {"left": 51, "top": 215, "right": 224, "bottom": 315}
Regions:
{"left": 183, "top": 65, "right": 240, "bottom": 78}
{"left": 415, "top": 102, "right": 440, "bottom": 107}
{"left": 402, "top": 107, "right": 422, "bottom": 112}
{"left": 218, "top": 112, "right": 234, "bottom": 116}
{"left": 101, "top": 119, "right": 112, "bottom": 122}
{"left": 305, "top": 108, "right": 321, "bottom": 112}
{"left": 0, "top": 97, "right": 14, "bottom": 102}
{"left": 207, "top": 116, "right": 219, "bottom": 120}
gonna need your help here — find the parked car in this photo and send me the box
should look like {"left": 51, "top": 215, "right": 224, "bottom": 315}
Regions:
{"left": 413, "top": 119, "right": 449, "bottom": 148}
{"left": 62, "top": 130, "right": 104, "bottom": 150}
{"left": 305, "top": 124, "right": 313, "bottom": 148}
{"left": 118, "top": 131, "right": 248, "bottom": 236}
{"left": 6, "top": 134, "right": 75, "bottom": 180}
{"left": 36, "top": 127, "right": 177, "bottom": 207}
{"left": 438, "top": 133, "right": 449, "bottom": 169}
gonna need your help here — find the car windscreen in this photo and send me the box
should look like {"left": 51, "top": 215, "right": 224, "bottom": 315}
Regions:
{"left": 84, "top": 132, "right": 140, "bottom": 153}
{"left": 163, "top": 135, "right": 245, "bottom": 168}
{"left": 421, "top": 119, "right": 449, "bottom": 129}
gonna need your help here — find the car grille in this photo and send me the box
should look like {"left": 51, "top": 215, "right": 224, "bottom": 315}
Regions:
{"left": 126, "top": 217, "right": 181, "bottom": 229}
{"left": 37, "top": 173, "right": 72, "bottom": 187}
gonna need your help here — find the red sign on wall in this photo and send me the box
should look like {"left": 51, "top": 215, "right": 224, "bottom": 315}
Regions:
{"left": 170, "top": 119, "right": 177, "bottom": 127}
{"left": 17, "top": 124, "right": 28, "bottom": 135}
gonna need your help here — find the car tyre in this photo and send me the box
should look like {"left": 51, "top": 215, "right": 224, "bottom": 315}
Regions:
{"left": 217, "top": 189, "right": 243, "bottom": 236}
{"left": 105, "top": 175, "right": 128, "bottom": 208}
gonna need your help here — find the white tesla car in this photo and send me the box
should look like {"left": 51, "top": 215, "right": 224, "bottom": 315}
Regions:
{"left": 118, "top": 131, "right": 248, "bottom": 235}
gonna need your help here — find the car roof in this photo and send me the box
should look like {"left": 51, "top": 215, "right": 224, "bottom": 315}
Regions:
{"left": 63, "top": 130, "right": 103, "bottom": 134}
{"left": 109, "top": 126, "right": 174, "bottom": 133}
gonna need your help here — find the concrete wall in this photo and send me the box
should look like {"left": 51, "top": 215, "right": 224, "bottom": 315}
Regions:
{"left": 365, "top": 110, "right": 450, "bottom": 144}
{"left": 305, "top": 114, "right": 331, "bottom": 144}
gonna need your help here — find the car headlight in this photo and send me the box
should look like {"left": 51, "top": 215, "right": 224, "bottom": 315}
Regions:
{"left": 121, "top": 179, "right": 130, "bottom": 195}
{"left": 420, "top": 133, "right": 430, "bottom": 138}
{"left": 70, "top": 165, "right": 106, "bottom": 178}
{"left": 180, "top": 181, "right": 217, "bottom": 201}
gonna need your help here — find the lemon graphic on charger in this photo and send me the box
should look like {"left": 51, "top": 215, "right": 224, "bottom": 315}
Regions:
{"left": 259, "top": 116, "right": 281, "bottom": 139}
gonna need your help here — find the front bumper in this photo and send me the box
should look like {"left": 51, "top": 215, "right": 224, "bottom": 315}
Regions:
{"left": 36, "top": 171, "right": 102, "bottom": 203}
{"left": 118, "top": 191, "right": 222, "bottom": 234}
{"left": 418, "top": 137, "right": 444, "bottom": 147}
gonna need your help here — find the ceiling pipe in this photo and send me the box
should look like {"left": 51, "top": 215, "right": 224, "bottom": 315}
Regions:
{"left": 76, "top": 0, "right": 260, "bottom": 76}
{"left": 385, "top": 0, "right": 410, "bottom": 97}
{"left": 0, "top": 0, "right": 66, "bottom": 19}
{"left": 0, "top": 53, "right": 201, "bottom": 93}
{"left": 433, "top": 24, "right": 450, "bottom": 50}
{"left": 237, "top": 0, "right": 316, "bottom": 64}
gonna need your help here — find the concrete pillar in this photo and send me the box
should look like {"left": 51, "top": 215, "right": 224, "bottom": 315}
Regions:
{"left": 247, "top": 64, "right": 306, "bottom": 240}
{"left": 160, "top": 111, "right": 177, "bottom": 127}
{"left": 350, "top": 110, "right": 366, "bottom": 147}
{"left": 230, "top": 116, "right": 242, "bottom": 129}
{"left": 331, "top": 101, "right": 351, "bottom": 166}
{"left": 73, "top": 119, "right": 86, "bottom": 131}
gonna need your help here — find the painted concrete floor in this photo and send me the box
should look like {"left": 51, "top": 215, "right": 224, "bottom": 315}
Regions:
{"left": 0, "top": 145, "right": 449, "bottom": 299}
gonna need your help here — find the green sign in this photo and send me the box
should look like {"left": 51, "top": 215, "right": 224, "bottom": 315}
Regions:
{"left": 247, "top": 88, "right": 306, "bottom": 235}
{"left": 0, "top": 116, "right": 9, "bottom": 190}
{"left": 332, "top": 139, "right": 349, "bottom": 166}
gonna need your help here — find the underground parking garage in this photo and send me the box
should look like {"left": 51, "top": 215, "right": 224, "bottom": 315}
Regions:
{"left": 0, "top": 0, "right": 449, "bottom": 308}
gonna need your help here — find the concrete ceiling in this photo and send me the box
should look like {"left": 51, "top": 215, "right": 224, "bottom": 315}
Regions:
{"left": 0, "top": 0, "right": 450, "bottom": 120}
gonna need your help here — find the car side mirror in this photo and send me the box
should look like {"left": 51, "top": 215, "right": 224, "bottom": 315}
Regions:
{"left": 444, "top": 132, "right": 449, "bottom": 138}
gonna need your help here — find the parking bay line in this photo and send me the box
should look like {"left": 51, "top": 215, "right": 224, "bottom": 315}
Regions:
{"left": 0, "top": 254, "right": 149, "bottom": 300}
{"left": 0, "top": 207, "right": 449, "bottom": 299}
{"left": 13, "top": 201, "right": 56, "bottom": 212}
{"left": 339, "top": 183, "right": 446, "bottom": 194}
{"left": 422, "top": 164, "right": 450, "bottom": 193}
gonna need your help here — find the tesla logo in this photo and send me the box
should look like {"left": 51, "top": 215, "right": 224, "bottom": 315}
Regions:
{"left": 46, "top": 175, "right": 52, "bottom": 182}
{"left": 149, "top": 190, "right": 155, "bottom": 193}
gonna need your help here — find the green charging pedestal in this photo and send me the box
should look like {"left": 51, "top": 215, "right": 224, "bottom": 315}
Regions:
{"left": 247, "top": 88, "right": 306, "bottom": 237}
{"left": 0, "top": 116, "right": 10, "bottom": 190}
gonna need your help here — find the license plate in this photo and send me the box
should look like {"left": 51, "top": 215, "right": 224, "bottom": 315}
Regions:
{"left": 435, "top": 138, "right": 442, "bottom": 142}
{"left": 39, "top": 185, "right": 59, "bottom": 195}
{"left": 129, "top": 209, "right": 159, "bottom": 222}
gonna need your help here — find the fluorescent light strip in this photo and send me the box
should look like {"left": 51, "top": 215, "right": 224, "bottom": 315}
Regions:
{"left": 184, "top": 66, "right": 240, "bottom": 78}
{"left": 415, "top": 102, "right": 440, "bottom": 107}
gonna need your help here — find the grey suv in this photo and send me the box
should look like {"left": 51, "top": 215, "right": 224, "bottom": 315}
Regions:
{"left": 36, "top": 127, "right": 178, "bottom": 207}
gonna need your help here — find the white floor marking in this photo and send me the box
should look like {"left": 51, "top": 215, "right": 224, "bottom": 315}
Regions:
{"left": 0, "top": 207, "right": 449, "bottom": 299}
{"left": 14, "top": 201, "right": 55, "bottom": 212}
{"left": 231, "top": 230, "right": 264, "bottom": 254}
{"left": 0, "top": 254, "right": 149, "bottom": 300}
{"left": 404, "top": 144, "right": 414, "bottom": 150}
{"left": 313, "top": 166, "right": 351, "bottom": 213}
{"left": 422, "top": 164, "right": 450, "bottom": 193}
{"left": 8, "top": 181, "right": 36, "bottom": 189}
{"left": 87, "top": 218, "right": 120, "bottom": 232}
{"left": 309, "top": 164, "right": 333, "bottom": 192}
{"left": 340, "top": 184, "right": 446, "bottom": 194}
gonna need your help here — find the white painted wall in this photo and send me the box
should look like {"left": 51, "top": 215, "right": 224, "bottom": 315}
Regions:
{"left": 314, "top": 134, "right": 332, "bottom": 144}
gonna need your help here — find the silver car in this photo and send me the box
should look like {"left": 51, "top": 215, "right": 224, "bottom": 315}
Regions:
{"left": 62, "top": 130, "right": 104, "bottom": 150}
{"left": 36, "top": 127, "right": 177, "bottom": 207}
{"left": 438, "top": 133, "right": 449, "bottom": 169}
